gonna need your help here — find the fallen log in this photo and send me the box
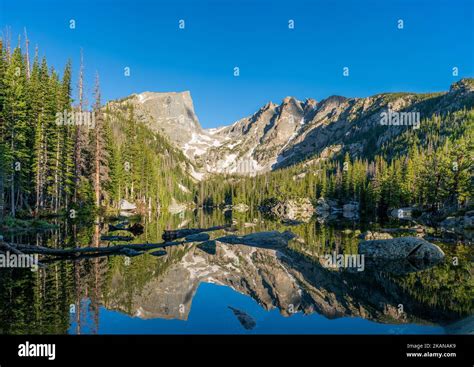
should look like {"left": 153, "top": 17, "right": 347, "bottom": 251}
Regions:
{"left": 100, "top": 235, "right": 134, "bottom": 242}
{"left": 11, "top": 241, "right": 181, "bottom": 257}
{"left": 162, "top": 224, "right": 230, "bottom": 241}
{"left": 2, "top": 224, "right": 230, "bottom": 258}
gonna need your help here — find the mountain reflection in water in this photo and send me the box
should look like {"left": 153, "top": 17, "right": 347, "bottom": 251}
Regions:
{"left": 0, "top": 209, "right": 472, "bottom": 335}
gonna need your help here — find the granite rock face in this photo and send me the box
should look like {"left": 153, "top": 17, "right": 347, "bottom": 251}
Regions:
{"left": 108, "top": 91, "right": 202, "bottom": 146}
{"left": 107, "top": 79, "right": 474, "bottom": 178}
{"left": 359, "top": 237, "right": 445, "bottom": 261}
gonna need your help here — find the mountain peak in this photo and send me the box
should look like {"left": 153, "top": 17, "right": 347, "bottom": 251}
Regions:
{"left": 262, "top": 101, "right": 278, "bottom": 110}
{"left": 449, "top": 78, "right": 474, "bottom": 93}
{"left": 133, "top": 90, "right": 193, "bottom": 103}
{"left": 282, "top": 96, "right": 298, "bottom": 104}
{"left": 108, "top": 90, "right": 202, "bottom": 146}
{"left": 319, "top": 95, "right": 347, "bottom": 105}
{"left": 109, "top": 80, "right": 473, "bottom": 178}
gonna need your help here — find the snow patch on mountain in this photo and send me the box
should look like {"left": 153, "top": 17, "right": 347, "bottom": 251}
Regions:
{"left": 181, "top": 132, "right": 224, "bottom": 160}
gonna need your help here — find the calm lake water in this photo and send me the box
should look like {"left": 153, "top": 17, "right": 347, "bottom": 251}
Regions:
{"left": 0, "top": 209, "right": 472, "bottom": 335}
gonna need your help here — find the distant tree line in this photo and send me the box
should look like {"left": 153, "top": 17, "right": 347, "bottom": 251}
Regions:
{"left": 197, "top": 109, "right": 473, "bottom": 216}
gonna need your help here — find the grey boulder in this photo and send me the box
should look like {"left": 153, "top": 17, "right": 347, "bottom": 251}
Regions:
{"left": 216, "top": 231, "right": 296, "bottom": 249}
{"left": 359, "top": 237, "right": 445, "bottom": 261}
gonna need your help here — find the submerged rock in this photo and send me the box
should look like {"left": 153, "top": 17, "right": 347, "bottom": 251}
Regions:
{"left": 228, "top": 306, "right": 256, "bottom": 330}
{"left": 223, "top": 226, "right": 239, "bottom": 233}
{"left": 216, "top": 231, "right": 296, "bottom": 249}
{"left": 162, "top": 225, "right": 228, "bottom": 241}
{"left": 197, "top": 240, "right": 216, "bottom": 255}
{"left": 359, "top": 237, "right": 445, "bottom": 261}
{"left": 149, "top": 250, "right": 167, "bottom": 257}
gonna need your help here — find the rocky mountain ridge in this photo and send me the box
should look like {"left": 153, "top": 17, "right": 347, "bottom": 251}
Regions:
{"left": 106, "top": 78, "right": 474, "bottom": 179}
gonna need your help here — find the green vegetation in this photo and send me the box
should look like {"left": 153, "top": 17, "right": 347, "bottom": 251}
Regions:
{"left": 104, "top": 106, "right": 194, "bottom": 210}
{"left": 197, "top": 109, "right": 474, "bottom": 217}
{"left": 0, "top": 40, "right": 194, "bottom": 230}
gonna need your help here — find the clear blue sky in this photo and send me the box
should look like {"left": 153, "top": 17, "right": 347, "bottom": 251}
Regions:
{"left": 1, "top": 0, "right": 473, "bottom": 128}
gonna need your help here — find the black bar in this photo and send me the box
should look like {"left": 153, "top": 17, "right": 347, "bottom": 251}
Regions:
{"left": 0, "top": 335, "right": 472, "bottom": 362}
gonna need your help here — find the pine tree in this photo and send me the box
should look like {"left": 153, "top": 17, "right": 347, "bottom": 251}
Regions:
{"left": 73, "top": 49, "right": 88, "bottom": 204}
{"left": 3, "top": 47, "right": 28, "bottom": 216}
{"left": 0, "top": 39, "right": 6, "bottom": 220}
{"left": 90, "top": 72, "right": 109, "bottom": 208}
{"left": 59, "top": 60, "right": 74, "bottom": 211}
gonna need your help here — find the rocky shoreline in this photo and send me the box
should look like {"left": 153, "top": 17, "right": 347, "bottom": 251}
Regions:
{"left": 257, "top": 196, "right": 473, "bottom": 244}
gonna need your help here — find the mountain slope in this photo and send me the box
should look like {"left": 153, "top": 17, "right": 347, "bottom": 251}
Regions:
{"left": 275, "top": 78, "right": 474, "bottom": 169}
{"left": 107, "top": 79, "right": 474, "bottom": 178}
{"left": 103, "top": 104, "right": 197, "bottom": 209}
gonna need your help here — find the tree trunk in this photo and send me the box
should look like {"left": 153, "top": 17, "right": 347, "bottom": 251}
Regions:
{"left": 94, "top": 131, "right": 100, "bottom": 207}
{"left": 0, "top": 165, "right": 4, "bottom": 221}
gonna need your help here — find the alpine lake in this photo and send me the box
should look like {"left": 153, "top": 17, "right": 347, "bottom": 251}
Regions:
{"left": 0, "top": 208, "right": 472, "bottom": 335}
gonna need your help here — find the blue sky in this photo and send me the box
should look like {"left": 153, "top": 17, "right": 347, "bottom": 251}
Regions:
{"left": 1, "top": 0, "right": 473, "bottom": 128}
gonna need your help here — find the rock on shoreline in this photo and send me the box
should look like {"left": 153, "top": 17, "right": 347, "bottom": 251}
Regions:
{"left": 359, "top": 237, "right": 445, "bottom": 261}
{"left": 269, "top": 198, "right": 314, "bottom": 222}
